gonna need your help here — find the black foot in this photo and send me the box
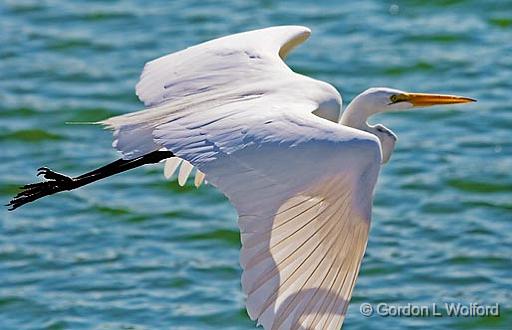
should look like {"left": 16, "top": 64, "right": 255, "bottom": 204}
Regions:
{"left": 37, "top": 167, "right": 74, "bottom": 183}
{"left": 7, "top": 167, "right": 75, "bottom": 211}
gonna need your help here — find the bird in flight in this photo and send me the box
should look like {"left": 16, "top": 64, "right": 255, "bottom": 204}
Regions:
{"left": 8, "top": 26, "right": 475, "bottom": 329}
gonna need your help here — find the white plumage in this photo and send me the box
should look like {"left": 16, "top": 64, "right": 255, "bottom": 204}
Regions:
{"left": 99, "top": 25, "right": 475, "bottom": 329}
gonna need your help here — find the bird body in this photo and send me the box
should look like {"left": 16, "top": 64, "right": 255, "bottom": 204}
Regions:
{"left": 9, "top": 25, "right": 475, "bottom": 329}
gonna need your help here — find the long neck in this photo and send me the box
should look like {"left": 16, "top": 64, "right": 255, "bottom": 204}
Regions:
{"left": 340, "top": 95, "right": 374, "bottom": 129}
{"left": 340, "top": 95, "right": 394, "bottom": 164}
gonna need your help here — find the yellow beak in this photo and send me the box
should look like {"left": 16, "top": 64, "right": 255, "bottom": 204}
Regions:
{"left": 401, "top": 93, "right": 476, "bottom": 107}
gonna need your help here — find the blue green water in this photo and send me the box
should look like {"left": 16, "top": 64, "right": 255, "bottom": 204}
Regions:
{"left": 1, "top": 0, "right": 511, "bottom": 329}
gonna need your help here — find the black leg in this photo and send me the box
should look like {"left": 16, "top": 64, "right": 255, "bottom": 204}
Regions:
{"left": 7, "top": 150, "right": 174, "bottom": 211}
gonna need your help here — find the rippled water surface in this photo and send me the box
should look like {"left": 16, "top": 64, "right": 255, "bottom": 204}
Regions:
{"left": 1, "top": 0, "right": 511, "bottom": 329}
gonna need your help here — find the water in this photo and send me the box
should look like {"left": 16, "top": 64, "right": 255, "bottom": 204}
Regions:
{"left": 0, "top": 0, "right": 511, "bottom": 329}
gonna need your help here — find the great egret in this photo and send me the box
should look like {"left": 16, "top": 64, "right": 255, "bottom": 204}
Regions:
{"left": 8, "top": 26, "right": 475, "bottom": 329}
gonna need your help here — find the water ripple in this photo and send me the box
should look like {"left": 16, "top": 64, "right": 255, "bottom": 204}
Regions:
{"left": 1, "top": 1, "right": 510, "bottom": 329}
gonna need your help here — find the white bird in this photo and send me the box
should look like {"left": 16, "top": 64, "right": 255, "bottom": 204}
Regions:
{"left": 9, "top": 26, "right": 475, "bottom": 329}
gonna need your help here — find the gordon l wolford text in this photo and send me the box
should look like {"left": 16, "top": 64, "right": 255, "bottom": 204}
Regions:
{"left": 374, "top": 302, "right": 500, "bottom": 317}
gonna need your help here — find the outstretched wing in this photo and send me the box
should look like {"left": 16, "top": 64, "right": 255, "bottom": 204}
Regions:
{"left": 135, "top": 25, "right": 311, "bottom": 108}
{"left": 154, "top": 106, "right": 381, "bottom": 330}
{"left": 104, "top": 26, "right": 340, "bottom": 187}
{"left": 102, "top": 26, "right": 381, "bottom": 329}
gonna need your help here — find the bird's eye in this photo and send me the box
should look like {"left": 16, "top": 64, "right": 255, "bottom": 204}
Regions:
{"left": 389, "top": 94, "right": 409, "bottom": 104}
{"left": 376, "top": 127, "right": 384, "bottom": 133}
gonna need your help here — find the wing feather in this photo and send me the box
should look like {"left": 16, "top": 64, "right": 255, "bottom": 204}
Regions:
{"left": 177, "top": 160, "right": 193, "bottom": 186}
{"left": 164, "top": 157, "right": 181, "bottom": 179}
{"left": 194, "top": 170, "right": 205, "bottom": 187}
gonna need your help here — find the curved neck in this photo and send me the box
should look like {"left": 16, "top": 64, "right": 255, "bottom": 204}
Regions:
{"left": 340, "top": 95, "right": 395, "bottom": 164}
{"left": 340, "top": 95, "right": 374, "bottom": 129}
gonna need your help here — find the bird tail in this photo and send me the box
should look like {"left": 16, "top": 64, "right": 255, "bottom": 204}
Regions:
{"left": 98, "top": 109, "right": 163, "bottom": 160}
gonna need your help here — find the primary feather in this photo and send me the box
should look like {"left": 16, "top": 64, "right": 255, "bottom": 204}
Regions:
{"left": 101, "top": 26, "right": 382, "bottom": 329}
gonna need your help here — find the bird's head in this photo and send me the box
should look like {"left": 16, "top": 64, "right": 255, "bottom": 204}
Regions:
{"left": 353, "top": 87, "right": 476, "bottom": 114}
{"left": 341, "top": 87, "right": 476, "bottom": 164}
